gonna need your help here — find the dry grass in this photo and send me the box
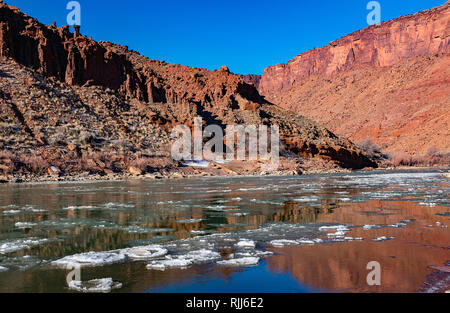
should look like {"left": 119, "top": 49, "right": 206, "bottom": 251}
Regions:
{"left": 384, "top": 148, "right": 450, "bottom": 167}
{"left": 356, "top": 138, "right": 382, "bottom": 157}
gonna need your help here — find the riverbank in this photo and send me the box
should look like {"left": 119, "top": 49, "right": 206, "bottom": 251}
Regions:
{"left": 0, "top": 161, "right": 448, "bottom": 185}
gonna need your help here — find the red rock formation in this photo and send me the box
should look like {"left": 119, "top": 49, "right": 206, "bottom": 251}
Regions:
{"left": 260, "top": 2, "right": 449, "bottom": 96}
{"left": 0, "top": 0, "right": 377, "bottom": 170}
{"left": 258, "top": 2, "right": 450, "bottom": 155}
{"left": 239, "top": 74, "right": 261, "bottom": 89}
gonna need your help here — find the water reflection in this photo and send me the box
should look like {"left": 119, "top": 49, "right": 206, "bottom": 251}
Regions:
{"left": 0, "top": 170, "right": 448, "bottom": 292}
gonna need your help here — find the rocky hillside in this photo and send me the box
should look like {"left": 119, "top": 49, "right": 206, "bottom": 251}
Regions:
{"left": 0, "top": 1, "right": 376, "bottom": 181}
{"left": 258, "top": 1, "right": 449, "bottom": 155}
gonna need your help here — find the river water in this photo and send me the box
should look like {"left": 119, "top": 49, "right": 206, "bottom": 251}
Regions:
{"left": 0, "top": 170, "right": 448, "bottom": 293}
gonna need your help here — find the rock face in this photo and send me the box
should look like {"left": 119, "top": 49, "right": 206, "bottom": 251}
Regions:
{"left": 0, "top": 2, "right": 265, "bottom": 110}
{"left": 239, "top": 74, "right": 261, "bottom": 89}
{"left": 260, "top": 2, "right": 449, "bottom": 96}
{"left": 0, "top": 0, "right": 376, "bottom": 171}
{"left": 258, "top": 1, "right": 450, "bottom": 154}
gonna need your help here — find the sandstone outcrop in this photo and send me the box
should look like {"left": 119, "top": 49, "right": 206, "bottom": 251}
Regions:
{"left": 257, "top": 1, "right": 450, "bottom": 155}
{"left": 0, "top": 0, "right": 377, "bottom": 174}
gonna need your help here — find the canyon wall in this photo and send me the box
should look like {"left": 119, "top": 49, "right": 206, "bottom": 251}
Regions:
{"left": 257, "top": 2, "right": 450, "bottom": 155}
{"left": 259, "top": 2, "right": 449, "bottom": 97}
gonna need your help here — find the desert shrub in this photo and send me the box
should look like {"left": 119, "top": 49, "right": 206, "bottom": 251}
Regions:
{"left": 357, "top": 138, "right": 381, "bottom": 157}
{"left": 48, "top": 129, "right": 66, "bottom": 146}
{"left": 385, "top": 149, "right": 450, "bottom": 167}
{"left": 78, "top": 130, "right": 97, "bottom": 145}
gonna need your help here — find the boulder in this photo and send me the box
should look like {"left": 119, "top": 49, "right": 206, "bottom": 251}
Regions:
{"left": 128, "top": 166, "right": 142, "bottom": 176}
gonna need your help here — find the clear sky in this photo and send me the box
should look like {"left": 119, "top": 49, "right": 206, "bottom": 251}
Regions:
{"left": 5, "top": 0, "right": 446, "bottom": 75}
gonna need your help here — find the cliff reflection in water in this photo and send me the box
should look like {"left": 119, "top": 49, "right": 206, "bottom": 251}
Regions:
{"left": 267, "top": 200, "right": 449, "bottom": 292}
{"left": 0, "top": 171, "right": 448, "bottom": 292}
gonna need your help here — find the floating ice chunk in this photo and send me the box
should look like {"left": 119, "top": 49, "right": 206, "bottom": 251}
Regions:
{"left": 68, "top": 278, "right": 122, "bottom": 293}
{"left": 297, "top": 238, "right": 324, "bottom": 245}
{"left": 217, "top": 257, "right": 260, "bottom": 267}
{"left": 327, "top": 231, "right": 347, "bottom": 238}
{"left": 190, "top": 230, "right": 210, "bottom": 235}
{"left": 372, "top": 236, "right": 395, "bottom": 242}
{"left": 176, "top": 219, "right": 203, "bottom": 224}
{"left": 53, "top": 251, "right": 127, "bottom": 268}
{"left": 319, "top": 225, "right": 349, "bottom": 232}
{"left": 389, "top": 223, "right": 407, "bottom": 228}
{"left": 293, "top": 196, "right": 319, "bottom": 202}
{"left": 363, "top": 225, "right": 382, "bottom": 230}
{"left": 185, "top": 249, "right": 221, "bottom": 263}
{"left": 3, "top": 210, "right": 21, "bottom": 215}
{"left": 146, "top": 249, "right": 221, "bottom": 271}
{"left": 235, "top": 240, "right": 256, "bottom": 248}
{"left": 235, "top": 250, "right": 273, "bottom": 258}
{"left": 270, "top": 240, "right": 299, "bottom": 247}
{"left": 102, "top": 202, "right": 135, "bottom": 209}
{"left": 124, "top": 246, "right": 168, "bottom": 260}
{"left": 15, "top": 222, "right": 37, "bottom": 229}
{"left": 0, "top": 266, "right": 8, "bottom": 272}
{"left": 146, "top": 257, "right": 193, "bottom": 271}
{"left": 63, "top": 205, "right": 98, "bottom": 211}
{"left": 0, "top": 238, "right": 53, "bottom": 254}
{"left": 418, "top": 202, "right": 437, "bottom": 207}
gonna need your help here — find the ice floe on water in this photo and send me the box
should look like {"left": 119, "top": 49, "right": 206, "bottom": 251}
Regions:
{"left": 270, "top": 240, "right": 300, "bottom": 247}
{"left": 270, "top": 238, "right": 324, "bottom": 247}
{"left": 217, "top": 257, "right": 260, "bottom": 267}
{"left": 2, "top": 210, "right": 22, "bottom": 215}
{"left": 372, "top": 236, "right": 395, "bottom": 242}
{"left": 418, "top": 202, "right": 438, "bottom": 207}
{"left": 53, "top": 251, "right": 127, "bottom": 268}
{"left": 146, "top": 249, "right": 221, "bottom": 271}
{"left": 363, "top": 225, "right": 382, "bottom": 230}
{"left": 0, "top": 266, "right": 8, "bottom": 272}
{"left": 15, "top": 222, "right": 37, "bottom": 229}
{"left": 176, "top": 219, "right": 204, "bottom": 224}
{"left": 101, "top": 202, "right": 135, "bottom": 209}
{"left": 362, "top": 221, "right": 410, "bottom": 230}
{"left": 235, "top": 240, "right": 256, "bottom": 248}
{"left": 63, "top": 205, "right": 98, "bottom": 211}
{"left": 68, "top": 278, "right": 122, "bottom": 293}
{"left": 298, "top": 238, "right": 325, "bottom": 245}
{"left": 94, "top": 223, "right": 174, "bottom": 234}
{"left": 125, "top": 246, "right": 168, "bottom": 260}
{"left": 49, "top": 215, "right": 416, "bottom": 273}
{"left": 0, "top": 255, "right": 42, "bottom": 271}
{"left": 1, "top": 205, "right": 46, "bottom": 215}
{"left": 0, "top": 238, "right": 56, "bottom": 254}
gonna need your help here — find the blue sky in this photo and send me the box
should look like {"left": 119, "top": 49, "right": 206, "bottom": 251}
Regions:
{"left": 6, "top": 0, "right": 445, "bottom": 74}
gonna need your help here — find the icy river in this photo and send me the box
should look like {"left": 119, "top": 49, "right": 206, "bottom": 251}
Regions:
{"left": 0, "top": 170, "right": 448, "bottom": 292}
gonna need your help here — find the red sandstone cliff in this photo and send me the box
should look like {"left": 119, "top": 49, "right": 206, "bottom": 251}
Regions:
{"left": 260, "top": 2, "right": 449, "bottom": 96}
{"left": 0, "top": 0, "right": 377, "bottom": 174}
{"left": 258, "top": 2, "right": 450, "bottom": 155}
